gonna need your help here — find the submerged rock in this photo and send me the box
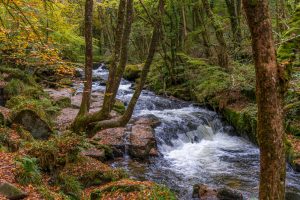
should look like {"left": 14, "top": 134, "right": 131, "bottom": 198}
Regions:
{"left": 12, "top": 109, "right": 52, "bottom": 140}
{"left": 217, "top": 187, "right": 243, "bottom": 200}
{"left": 0, "top": 182, "right": 28, "bottom": 200}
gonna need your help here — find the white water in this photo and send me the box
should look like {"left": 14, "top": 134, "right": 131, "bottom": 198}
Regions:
{"left": 77, "top": 65, "right": 300, "bottom": 199}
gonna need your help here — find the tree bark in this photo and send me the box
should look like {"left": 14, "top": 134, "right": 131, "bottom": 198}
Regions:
{"left": 202, "top": 0, "right": 229, "bottom": 70}
{"left": 77, "top": 0, "right": 93, "bottom": 116}
{"left": 88, "top": 0, "right": 163, "bottom": 135}
{"left": 243, "top": 1, "right": 286, "bottom": 199}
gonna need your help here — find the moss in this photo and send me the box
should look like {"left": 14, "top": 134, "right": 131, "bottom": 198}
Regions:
{"left": 222, "top": 105, "right": 258, "bottom": 144}
{"left": 124, "top": 64, "right": 142, "bottom": 82}
{"left": 57, "top": 174, "right": 82, "bottom": 199}
{"left": 113, "top": 100, "right": 126, "bottom": 114}
{"left": 27, "top": 132, "right": 83, "bottom": 172}
{"left": 55, "top": 97, "right": 72, "bottom": 108}
{"left": 6, "top": 95, "right": 59, "bottom": 126}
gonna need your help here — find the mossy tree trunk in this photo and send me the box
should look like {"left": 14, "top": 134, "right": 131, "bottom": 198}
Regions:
{"left": 77, "top": 0, "right": 93, "bottom": 116}
{"left": 87, "top": 0, "right": 163, "bottom": 135}
{"left": 202, "top": 0, "right": 229, "bottom": 70}
{"left": 225, "top": 0, "right": 242, "bottom": 49}
{"left": 243, "top": 0, "right": 286, "bottom": 199}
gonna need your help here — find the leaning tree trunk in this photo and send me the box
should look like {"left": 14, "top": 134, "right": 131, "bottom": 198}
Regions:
{"left": 77, "top": 0, "right": 93, "bottom": 116}
{"left": 88, "top": 0, "right": 164, "bottom": 135}
{"left": 243, "top": 1, "right": 286, "bottom": 199}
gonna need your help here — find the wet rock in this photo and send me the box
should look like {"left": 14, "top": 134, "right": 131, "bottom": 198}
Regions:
{"left": 0, "top": 182, "right": 28, "bottom": 200}
{"left": 192, "top": 184, "right": 218, "bottom": 199}
{"left": 192, "top": 185, "right": 243, "bottom": 200}
{"left": 124, "top": 64, "right": 142, "bottom": 82}
{"left": 75, "top": 67, "right": 84, "bottom": 78}
{"left": 133, "top": 115, "right": 161, "bottom": 128}
{"left": 286, "top": 191, "right": 300, "bottom": 200}
{"left": 12, "top": 109, "right": 52, "bottom": 140}
{"left": 217, "top": 187, "right": 243, "bottom": 200}
{"left": 129, "top": 123, "right": 157, "bottom": 159}
{"left": 93, "top": 128, "right": 126, "bottom": 157}
{"left": 294, "top": 159, "right": 300, "bottom": 172}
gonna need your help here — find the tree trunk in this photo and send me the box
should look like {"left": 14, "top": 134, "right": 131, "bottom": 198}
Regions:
{"left": 77, "top": 0, "right": 93, "bottom": 116}
{"left": 225, "top": 0, "right": 242, "bottom": 49}
{"left": 88, "top": 0, "right": 163, "bottom": 135}
{"left": 101, "top": 0, "right": 127, "bottom": 119}
{"left": 243, "top": 1, "right": 286, "bottom": 199}
{"left": 202, "top": 0, "right": 229, "bottom": 70}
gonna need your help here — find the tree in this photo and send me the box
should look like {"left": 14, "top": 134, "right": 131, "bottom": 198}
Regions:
{"left": 76, "top": 0, "right": 93, "bottom": 117}
{"left": 201, "top": 0, "right": 229, "bottom": 70}
{"left": 243, "top": 0, "right": 286, "bottom": 199}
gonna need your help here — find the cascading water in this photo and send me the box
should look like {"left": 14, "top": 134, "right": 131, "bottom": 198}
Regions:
{"left": 76, "top": 65, "right": 300, "bottom": 199}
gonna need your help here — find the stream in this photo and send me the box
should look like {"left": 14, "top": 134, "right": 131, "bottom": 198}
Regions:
{"left": 77, "top": 64, "right": 300, "bottom": 199}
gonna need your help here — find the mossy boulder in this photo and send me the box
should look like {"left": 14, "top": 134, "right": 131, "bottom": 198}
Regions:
{"left": 89, "top": 179, "right": 176, "bottom": 200}
{"left": 61, "top": 156, "right": 127, "bottom": 187}
{"left": 12, "top": 109, "right": 52, "bottom": 140}
{"left": 124, "top": 64, "right": 142, "bottom": 82}
{"left": 0, "top": 182, "right": 28, "bottom": 200}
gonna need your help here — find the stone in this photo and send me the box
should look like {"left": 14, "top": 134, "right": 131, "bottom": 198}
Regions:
{"left": 12, "top": 109, "right": 52, "bottom": 140}
{"left": 286, "top": 191, "right": 300, "bottom": 200}
{"left": 133, "top": 115, "right": 160, "bottom": 128}
{"left": 93, "top": 128, "right": 126, "bottom": 157}
{"left": 217, "top": 187, "right": 243, "bottom": 200}
{"left": 81, "top": 148, "right": 106, "bottom": 161}
{"left": 294, "top": 159, "right": 300, "bottom": 172}
{"left": 0, "top": 182, "right": 28, "bottom": 200}
{"left": 44, "top": 88, "right": 73, "bottom": 108}
{"left": 0, "top": 106, "right": 10, "bottom": 125}
{"left": 75, "top": 67, "right": 84, "bottom": 78}
{"left": 192, "top": 184, "right": 218, "bottom": 200}
{"left": 129, "top": 123, "right": 157, "bottom": 159}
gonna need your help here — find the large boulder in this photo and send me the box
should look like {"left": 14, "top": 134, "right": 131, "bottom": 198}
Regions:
{"left": 128, "top": 121, "right": 158, "bottom": 159}
{"left": 0, "top": 182, "right": 28, "bottom": 200}
{"left": 217, "top": 187, "right": 243, "bottom": 200}
{"left": 93, "top": 128, "right": 126, "bottom": 157}
{"left": 12, "top": 109, "right": 52, "bottom": 140}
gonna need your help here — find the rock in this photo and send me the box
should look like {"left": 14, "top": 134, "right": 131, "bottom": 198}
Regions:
{"left": 0, "top": 182, "right": 28, "bottom": 200}
{"left": 133, "top": 115, "right": 160, "bottom": 128}
{"left": 124, "top": 64, "right": 142, "bottom": 82}
{"left": 294, "top": 159, "right": 300, "bottom": 172}
{"left": 12, "top": 109, "right": 52, "bottom": 140}
{"left": 75, "top": 67, "right": 84, "bottom": 78}
{"left": 286, "top": 191, "right": 300, "bottom": 200}
{"left": 93, "top": 128, "right": 126, "bottom": 157}
{"left": 44, "top": 88, "right": 73, "bottom": 108}
{"left": 217, "top": 187, "right": 243, "bottom": 200}
{"left": 81, "top": 148, "right": 106, "bottom": 161}
{"left": 192, "top": 185, "right": 243, "bottom": 200}
{"left": 192, "top": 184, "right": 218, "bottom": 200}
{"left": 129, "top": 123, "right": 157, "bottom": 159}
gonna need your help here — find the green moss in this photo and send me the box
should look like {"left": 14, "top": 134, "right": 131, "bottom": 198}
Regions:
{"left": 55, "top": 97, "right": 72, "bottom": 108}
{"left": 124, "top": 64, "right": 142, "bottom": 82}
{"left": 113, "top": 100, "right": 126, "bottom": 114}
{"left": 27, "top": 132, "right": 83, "bottom": 172}
{"left": 57, "top": 174, "right": 82, "bottom": 199}
{"left": 222, "top": 105, "right": 258, "bottom": 144}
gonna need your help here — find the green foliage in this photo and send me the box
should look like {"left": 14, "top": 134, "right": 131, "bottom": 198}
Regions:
{"left": 148, "top": 185, "right": 177, "bottom": 200}
{"left": 57, "top": 174, "right": 82, "bottom": 199}
{"left": 15, "top": 156, "right": 42, "bottom": 185}
{"left": 27, "top": 132, "right": 84, "bottom": 172}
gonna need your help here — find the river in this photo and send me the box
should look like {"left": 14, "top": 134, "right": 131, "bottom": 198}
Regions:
{"left": 77, "top": 64, "right": 300, "bottom": 199}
